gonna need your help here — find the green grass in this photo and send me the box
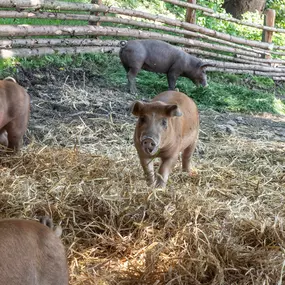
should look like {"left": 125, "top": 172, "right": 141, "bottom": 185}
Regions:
{"left": 1, "top": 53, "right": 284, "bottom": 115}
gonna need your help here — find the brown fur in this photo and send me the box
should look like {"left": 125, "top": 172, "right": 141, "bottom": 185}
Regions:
{"left": 120, "top": 39, "right": 212, "bottom": 94}
{"left": 0, "top": 218, "right": 68, "bottom": 285}
{"left": 132, "top": 91, "right": 199, "bottom": 188}
{"left": 0, "top": 77, "right": 30, "bottom": 151}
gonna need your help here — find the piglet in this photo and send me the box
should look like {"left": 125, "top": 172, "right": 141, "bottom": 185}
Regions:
{"left": 132, "top": 91, "right": 199, "bottom": 188}
{"left": 0, "top": 217, "right": 68, "bottom": 285}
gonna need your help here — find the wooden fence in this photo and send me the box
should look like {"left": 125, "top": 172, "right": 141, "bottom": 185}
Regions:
{"left": 0, "top": 0, "right": 285, "bottom": 80}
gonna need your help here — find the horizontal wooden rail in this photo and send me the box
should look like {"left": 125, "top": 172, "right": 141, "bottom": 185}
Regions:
{"left": 0, "top": 38, "right": 120, "bottom": 48}
{"left": 207, "top": 67, "right": 285, "bottom": 79}
{"left": 204, "top": 59, "right": 285, "bottom": 72}
{"left": 163, "top": 0, "right": 285, "bottom": 34}
{"left": 203, "top": 12, "right": 285, "bottom": 34}
{"left": 0, "top": 0, "right": 273, "bottom": 50}
{"left": 1, "top": 38, "right": 281, "bottom": 67}
{"left": 0, "top": 46, "right": 120, "bottom": 58}
{"left": 183, "top": 48, "right": 269, "bottom": 66}
{"left": 0, "top": 11, "right": 272, "bottom": 56}
{"left": 0, "top": 25, "right": 269, "bottom": 57}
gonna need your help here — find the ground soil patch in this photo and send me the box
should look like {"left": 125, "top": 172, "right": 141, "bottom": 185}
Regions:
{"left": 0, "top": 66, "right": 284, "bottom": 284}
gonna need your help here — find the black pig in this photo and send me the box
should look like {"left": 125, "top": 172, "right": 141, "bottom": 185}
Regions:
{"left": 119, "top": 39, "right": 212, "bottom": 93}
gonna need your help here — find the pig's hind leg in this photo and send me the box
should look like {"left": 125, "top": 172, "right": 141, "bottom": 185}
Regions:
{"left": 5, "top": 115, "right": 28, "bottom": 151}
{"left": 127, "top": 67, "right": 141, "bottom": 94}
{"left": 182, "top": 142, "right": 197, "bottom": 174}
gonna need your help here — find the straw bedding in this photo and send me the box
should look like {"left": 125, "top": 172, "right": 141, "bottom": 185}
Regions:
{"left": 0, "top": 78, "right": 284, "bottom": 285}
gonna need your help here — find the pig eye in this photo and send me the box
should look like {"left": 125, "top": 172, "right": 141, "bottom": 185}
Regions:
{"left": 138, "top": 116, "right": 146, "bottom": 125}
{"left": 161, "top": 118, "right": 168, "bottom": 128}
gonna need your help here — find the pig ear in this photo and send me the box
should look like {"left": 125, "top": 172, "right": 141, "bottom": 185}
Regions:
{"left": 130, "top": 101, "right": 144, "bottom": 116}
{"left": 166, "top": 105, "right": 182, "bottom": 117}
{"left": 200, "top": 63, "right": 215, "bottom": 70}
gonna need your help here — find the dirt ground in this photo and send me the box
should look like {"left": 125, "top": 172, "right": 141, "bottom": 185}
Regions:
{"left": 1, "top": 66, "right": 285, "bottom": 284}
{"left": 16, "top": 66, "right": 285, "bottom": 154}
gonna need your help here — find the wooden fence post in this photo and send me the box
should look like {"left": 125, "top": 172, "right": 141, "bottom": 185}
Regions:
{"left": 185, "top": 0, "right": 196, "bottom": 38}
{"left": 185, "top": 0, "right": 196, "bottom": 24}
{"left": 89, "top": 0, "right": 102, "bottom": 26}
{"left": 262, "top": 9, "right": 276, "bottom": 59}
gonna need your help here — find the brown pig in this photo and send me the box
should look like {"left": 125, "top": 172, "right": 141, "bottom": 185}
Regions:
{"left": 119, "top": 39, "right": 212, "bottom": 94}
{"left": 0, "top": 217, "right": 69, "bottom": 285}
{"left": 0, "top": 77, "right": 30, "bottom": 151}
{"left": 132, "top": 91, "right": 199, "bottom": 188}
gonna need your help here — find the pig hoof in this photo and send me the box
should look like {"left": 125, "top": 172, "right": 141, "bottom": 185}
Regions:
{"left": 129, "top": 86, "right": 138, "bottom": 94}
{"left": 146, "top": 180, "right": 155, "bottom": 187}
{"left": 154, "top": 180, "right": 166, "bottom": 189}
{"left": 189, "top": 169, "right": 198, "bottom": 177}
{"left": 130, "top": 90, "right": 138, "bottom": 95}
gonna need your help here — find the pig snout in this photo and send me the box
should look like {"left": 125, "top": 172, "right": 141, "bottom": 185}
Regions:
{"left": 141, "top": 137, "right": 158, "bottom": 155}
{"left": 201, "top": 80, "right": 208, "bottom": 87}
{"left": 196, "top": 77, "right": 207, "bottom": 87}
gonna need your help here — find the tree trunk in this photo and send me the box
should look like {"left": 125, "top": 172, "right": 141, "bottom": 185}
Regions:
{"left": 222, "top": 0, "right": 266, "bottom": 19}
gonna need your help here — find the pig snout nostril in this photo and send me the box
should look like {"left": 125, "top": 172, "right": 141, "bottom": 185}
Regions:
{"left": 142, "top": 138, "right": 157, "bottom": 154}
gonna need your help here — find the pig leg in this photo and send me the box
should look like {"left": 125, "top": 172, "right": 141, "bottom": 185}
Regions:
{"left": 127, "top": 68, "right": 140, "bottom": 94}
{"left": 6, "top": 129, "right": 22, "bottom": 151}
{"left": 156, "top": 155, "right": 179, "bottom": 188}
{"left": 167, "top": 70, "right": 179, "bottom": 90}
{"left": 5, "top": 116, "right": 28, "bottom": 151}
{"left": 0, "top": 130, "right": 8, "bottom": 147}
{"left": 182, "top": 142, "right": 197, "bottom": 173}
{"left": 139, "top": 157, "right": 155, "bottom": 186}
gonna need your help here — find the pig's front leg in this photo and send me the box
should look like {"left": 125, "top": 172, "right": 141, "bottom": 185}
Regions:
{"left": 156, "top": 155, "right": 178, "bottom": 188}
{"left": 167, "top": 70, "right": 179, "bottom": 91}
{"left": 139, "top": 156, "right": 155, "bottom": 187}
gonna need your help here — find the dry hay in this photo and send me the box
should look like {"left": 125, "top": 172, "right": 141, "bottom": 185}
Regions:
{"left": 0, "top": 83, "right": 285, "bottom": 285}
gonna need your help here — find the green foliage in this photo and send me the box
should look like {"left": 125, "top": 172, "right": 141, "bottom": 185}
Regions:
{"left": 190, "top": 83, "right": 279, "bottom": 113}
{"left": 162, "top": 0, "right": 285, "bottom": 46}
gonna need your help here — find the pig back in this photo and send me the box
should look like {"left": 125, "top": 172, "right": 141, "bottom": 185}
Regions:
{"left": 0, "top": 219, "right": 68, "bottom": 285}
{"left": 120, "top": 40, "right": 182, "bottom": 73}
{"left": 0, "top": 80, "right": 30, "bottom": 123}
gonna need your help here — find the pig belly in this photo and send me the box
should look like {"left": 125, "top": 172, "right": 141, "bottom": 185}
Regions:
{"left": 141, "top": 61, "right": 170, "bottom": 73}
{"left": 180, "top": 131, "right": 198, "bottom": 152}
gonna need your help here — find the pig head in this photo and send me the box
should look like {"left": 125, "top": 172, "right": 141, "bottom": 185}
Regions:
{"left": 0, "top": 77, "right": 30, "bottom": 151}
{"left": 132, "top": 91, "right": 199, "bottom": 188}
{"left": 120, "top": 39, "right": 212, "bottom": 94}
